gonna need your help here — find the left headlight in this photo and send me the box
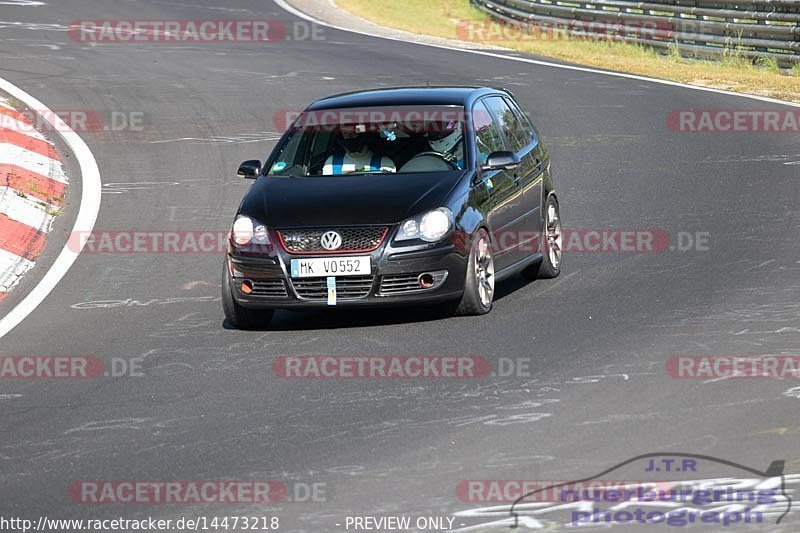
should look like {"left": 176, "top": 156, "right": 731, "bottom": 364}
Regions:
{"left": 231, "top": 215, "right": 270, "bottom": 248}
{"left": 396, "top": 208, "right": 453, "bottom": 243}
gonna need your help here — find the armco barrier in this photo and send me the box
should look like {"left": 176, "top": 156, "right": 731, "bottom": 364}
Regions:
{"left": 470, "top": 0, "right": 800, "bottom": 66}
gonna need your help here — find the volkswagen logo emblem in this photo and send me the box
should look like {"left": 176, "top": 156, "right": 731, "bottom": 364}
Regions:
{"left": 320, "top": 231, "right": 343, "bottom": 251}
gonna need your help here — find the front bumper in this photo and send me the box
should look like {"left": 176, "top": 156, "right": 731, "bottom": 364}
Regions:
{"left": 227, "top": 232, "right": 468, "bottom": 309}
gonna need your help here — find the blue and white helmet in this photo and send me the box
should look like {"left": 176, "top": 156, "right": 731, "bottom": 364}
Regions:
{"left": 428, "top": 121, "right": 463, "bottom": 158}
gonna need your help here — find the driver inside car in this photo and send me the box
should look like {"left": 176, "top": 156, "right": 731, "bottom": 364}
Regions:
{"left": 323, "top": 127, "right": 396, "bottom": 175}
{"left": 425, "top": 121, "right": 464, "bottom": 169}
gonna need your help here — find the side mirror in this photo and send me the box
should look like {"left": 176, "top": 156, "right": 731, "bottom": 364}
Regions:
{"left": 238, "top": 160, "right": 262, "bottom": 179}
{"left": 482, "top": 151, "right": 520, "bottom": 172}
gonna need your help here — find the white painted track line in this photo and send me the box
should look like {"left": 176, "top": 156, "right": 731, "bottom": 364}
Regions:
{"left": 0, "top": 77, "right": 102, "bottom": 339}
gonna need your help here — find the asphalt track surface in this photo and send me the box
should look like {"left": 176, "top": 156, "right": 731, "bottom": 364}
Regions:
{"left": 0, "top": 0, "right": 799, "bottom": 531}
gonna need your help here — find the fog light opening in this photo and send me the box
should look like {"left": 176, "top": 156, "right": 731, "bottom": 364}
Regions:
{"left": 241, "top": 279, "right": 254, "bottom": 294}
{"left": 418, "top": 273, "right": 435, "bottom": 289}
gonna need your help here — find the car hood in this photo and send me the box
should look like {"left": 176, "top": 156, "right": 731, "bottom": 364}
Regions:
{"left": 239, "top": 172, "right": 463, "bottom": 227}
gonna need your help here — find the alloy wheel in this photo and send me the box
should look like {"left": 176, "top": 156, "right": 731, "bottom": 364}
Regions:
{"left": 546, "top": 203, "right": 563, "bottom": 270}
{"left": 475, "top": 236, "right": 495, "bottom": 308}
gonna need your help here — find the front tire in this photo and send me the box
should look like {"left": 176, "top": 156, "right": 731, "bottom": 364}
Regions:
{"left": 455, "top": 228, "right": 495, "bottom": 316}
{"left": 522, "top": 196, "right": 562, "bottom": 280}
{"left": 222, "top": 260, "right": 274, "bottom": 330}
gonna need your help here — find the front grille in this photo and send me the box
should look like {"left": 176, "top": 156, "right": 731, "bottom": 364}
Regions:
{"left": 379, "top": 271, "right": 448, "bottom": 295}
{"left": 291, "top": 275, "right": 375, "bottom": 300}
{"left": 278, "top": 227, "right": 388, "bottom": 254}
{"left": 380, "top": 273, "right": 423, "bottom": 294}
{"left": 251, "top": 279, "right": 289, "bottom": 298}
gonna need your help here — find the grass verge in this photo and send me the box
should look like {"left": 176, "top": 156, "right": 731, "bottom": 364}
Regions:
{"left": 336, "top": 0, "right": 800, "bottom": 103}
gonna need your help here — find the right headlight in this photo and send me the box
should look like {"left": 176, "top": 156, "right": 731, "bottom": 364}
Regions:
{"left": 231, "top": 215, "right": 269, "bottom": 248}
{"left": 396, "top": 208, "right": 453, "bottom": 243}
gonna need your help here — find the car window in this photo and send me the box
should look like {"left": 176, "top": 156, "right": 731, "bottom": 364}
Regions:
{"left": 504, "top": 97, "right": 536, "bottom": 147}
{"left": 308, "top": 131, "right": 335, "bottom": 174}
{"left": 473, "top": 100, "right": 506, "bottom": 164}
{"left": 266, "top": 105, "right": 467, "bottom": 176}
{"left": 484, "top": 96, "right": 528, "bottom": 152}
{"left": 268, "top": 130, "right": 304, "bottom": 175}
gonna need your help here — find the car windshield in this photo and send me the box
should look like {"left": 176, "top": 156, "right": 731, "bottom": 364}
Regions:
{"left": 266, "top": 105, "right": 468, "bottom": 176}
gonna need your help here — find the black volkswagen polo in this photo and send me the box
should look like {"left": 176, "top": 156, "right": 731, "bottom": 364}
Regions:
{"left": 223, "top": 87, "right": 562, "bottom": 329}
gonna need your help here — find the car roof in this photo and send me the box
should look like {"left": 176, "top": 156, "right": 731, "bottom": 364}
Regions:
{"left": 306, "top": 86, "right": 507, "bottom": 111}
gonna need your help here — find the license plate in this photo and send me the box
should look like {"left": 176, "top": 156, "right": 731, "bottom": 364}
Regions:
{"left": 290, "top": 256, "right": 371, "bottom": 278}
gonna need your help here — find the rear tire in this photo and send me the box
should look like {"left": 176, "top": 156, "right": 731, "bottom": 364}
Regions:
{"left": 222, "top": 260, "right": 274, "bottom": 330}
{"left": 455, "top": 229, "right": 495, "bottom": 316}
{"left": 522, "top": 196, "right": 562, "bottom": 280}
